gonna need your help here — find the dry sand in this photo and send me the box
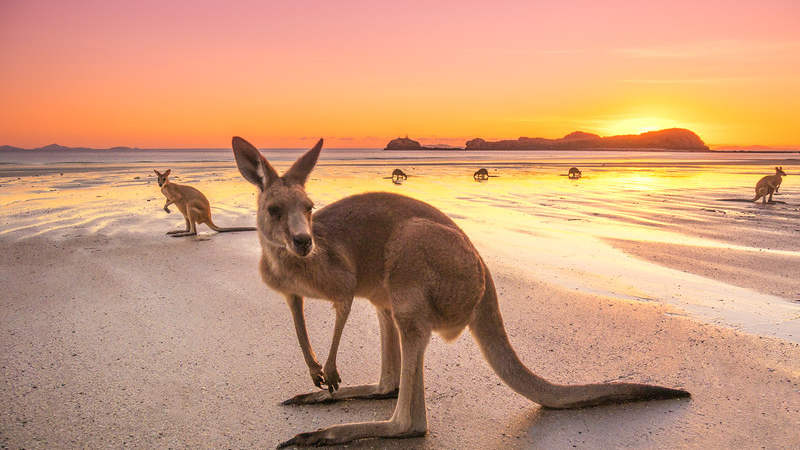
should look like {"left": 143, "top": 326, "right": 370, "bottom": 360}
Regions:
{"left": 1, "top": 156, "right": 799, "bottom": 449}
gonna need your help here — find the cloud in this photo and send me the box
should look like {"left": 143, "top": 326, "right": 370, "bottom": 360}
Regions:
{"left": 617, "top": 77, "right": 758, "bottom": 84}
{"left": 613, "top": 40, "right": 800, "bottom": 59}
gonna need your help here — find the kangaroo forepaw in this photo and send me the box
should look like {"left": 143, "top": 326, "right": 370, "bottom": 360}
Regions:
{"left": 322, "top": 368, "right": 341, "bottom": 393}
{"left": 311, "top": 372, "right": 325, "bottom": 390}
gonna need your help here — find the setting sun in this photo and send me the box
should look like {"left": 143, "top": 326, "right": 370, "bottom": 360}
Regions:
{"left": 598, "top": 117, "right": 686, "bottom": 137}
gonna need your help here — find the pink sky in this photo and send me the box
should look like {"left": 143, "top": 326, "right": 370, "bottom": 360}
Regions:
{"left": 1, "top": 0, "right": 799, "bottom": 148}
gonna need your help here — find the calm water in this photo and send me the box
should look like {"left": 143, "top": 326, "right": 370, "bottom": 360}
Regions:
{"left": 1, "top": 146, "right": 798, "bottom": 342}
{"left": 2, "top": 147, "right": 799, "bottom": 171}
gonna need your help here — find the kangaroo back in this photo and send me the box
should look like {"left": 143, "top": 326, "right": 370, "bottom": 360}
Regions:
{"left": 469, "top": 269, "right": 690, "bottom": 409}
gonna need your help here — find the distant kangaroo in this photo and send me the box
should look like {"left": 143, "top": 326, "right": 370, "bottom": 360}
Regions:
{"left": 752, "top": 166, "right": 786, "bottom": 204}
{"left": 391, "top": 169, "right": 407, "bottom": 184}
{"left": 568, "top": 167, "right": 582, "bottom": 179}
{"left": 474, "top": 168, "right": 489, "bottom": 180}
{"left": 154, "top": 169, "right": 256, "bottom": 237}
{"left": 231, "top": 137, "right": 689, "bottom": 447}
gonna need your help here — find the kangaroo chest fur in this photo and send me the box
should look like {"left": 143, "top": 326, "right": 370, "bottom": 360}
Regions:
{"left": 258, "top": 237, "right": 360, "bottom": 303}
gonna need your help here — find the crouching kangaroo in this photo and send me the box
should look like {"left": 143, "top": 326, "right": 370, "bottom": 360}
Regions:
{"left": 752, "top": 166, "right": 786, "bottom": 204}
{"left": 154, "top": 169, "right": 256, "bottom": 237}
{"left": 231, "top": 137, "right": 689, "bottom": 447}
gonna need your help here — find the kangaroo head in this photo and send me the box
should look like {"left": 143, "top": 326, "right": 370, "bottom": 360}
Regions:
{"left": 232, "top": 137, "right": 321, "bottom": 257}
{"left": 155, "top": 169, "right": 171, "bottom": 187}
{"left": 776, "top": 166, "right": 786, "bottom": 177}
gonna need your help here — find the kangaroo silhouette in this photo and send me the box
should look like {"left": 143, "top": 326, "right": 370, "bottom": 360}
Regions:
{"left": 473, "top": 168, "right": 489, "bottom": 180}
{"left": 154, "top": 169, "right": 255, "bottom": 237}
{"left": 752, "top": 167, "right": 786, "bottom": 204}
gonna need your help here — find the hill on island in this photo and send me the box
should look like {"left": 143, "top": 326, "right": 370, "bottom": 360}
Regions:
{"left": 384, "top": 136, "right": 462, "bottom": 150}
{"left": 386, "top": 128, "right": 709, "bottom": 151}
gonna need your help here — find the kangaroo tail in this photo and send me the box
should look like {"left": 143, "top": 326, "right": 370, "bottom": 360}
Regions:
{"left": 468, "top": 268, "right": 690, "bottom": 409}
{"left": 206, "top": 220, "right": 256, "bottom": 233}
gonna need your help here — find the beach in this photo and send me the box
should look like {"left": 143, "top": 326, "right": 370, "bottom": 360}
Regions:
{"left": 1, "top": 150, "right": 799, "bottom": 449}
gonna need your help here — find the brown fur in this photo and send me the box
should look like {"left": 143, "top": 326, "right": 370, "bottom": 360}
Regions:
{"left": 231, "top": 137, "right": 690, "bottom": 447}
{"left": 752, "top": 167, "right": 786, "bottom": 204}
{"left": 154, "top": 169, "right": 255, "bottom": 237}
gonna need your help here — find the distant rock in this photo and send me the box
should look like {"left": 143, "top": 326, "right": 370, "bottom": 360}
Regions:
{"left": 464, "top": 128, "right": 709, "bottom": 151}
{"left": 110, "top": 146, "right": 134, "bottom": 150}
{"left": 0, "top": 145, "right": 24, "bottom": 151}
{"left": 385, "top": 136, "right": 423, "bottom": 150}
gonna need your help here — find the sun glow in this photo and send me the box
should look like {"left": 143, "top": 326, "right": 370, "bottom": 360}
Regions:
{"left": 599, "top": 117, "right": 684, "bottom": 137}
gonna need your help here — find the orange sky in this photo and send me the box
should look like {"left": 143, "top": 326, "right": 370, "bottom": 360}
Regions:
{"left": 1, "top": 0, "right": 799, "bottom": 149}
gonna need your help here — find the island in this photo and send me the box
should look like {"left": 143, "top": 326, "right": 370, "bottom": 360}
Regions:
{"left": 386, "top": 128, "right": 710, "bottom": 151}
{"left": 466, "top": 129, "right": 708, "bottom": 151}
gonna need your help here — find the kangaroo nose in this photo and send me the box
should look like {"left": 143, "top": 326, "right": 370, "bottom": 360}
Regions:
{"left": 293, "top": 234, "right": 312, "bottom": 251}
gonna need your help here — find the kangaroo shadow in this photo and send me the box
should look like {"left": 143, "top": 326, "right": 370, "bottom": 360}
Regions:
{"left": 716, "top": 198, "right": 786, "bottom": 204}
{"left": 484, "top": 399, "right": 691, "bottom": 449}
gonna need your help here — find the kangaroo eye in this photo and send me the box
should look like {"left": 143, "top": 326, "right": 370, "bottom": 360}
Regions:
{"left": 267, "top": 205, "right": 281, "bottom": 218}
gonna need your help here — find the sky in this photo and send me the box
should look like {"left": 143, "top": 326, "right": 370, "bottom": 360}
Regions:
{"left": 1, "top": 0, "right": 799, "bottom": 149}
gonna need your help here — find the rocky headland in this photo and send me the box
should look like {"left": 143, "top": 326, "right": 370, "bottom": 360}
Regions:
{"left": 386, "top": 128, "right": 710, "bottom": 151}
{"left": 465, "top": 128, "right": 709, "bottom": 151}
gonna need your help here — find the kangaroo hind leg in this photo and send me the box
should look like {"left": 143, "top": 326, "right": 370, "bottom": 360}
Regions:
{"left": 171, "top": 207, "right": 202, "bottom": 237}
{"left": 167, "top": 217, "right": 191, "bottom": 235}
{"left": 279, "top": 292, "right": 432, "bottom": 447}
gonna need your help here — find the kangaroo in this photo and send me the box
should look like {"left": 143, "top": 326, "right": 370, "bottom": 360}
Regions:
{"left": 231, "top": 137, "right": 689, "bottom": 447}
{"left": 568, "top": 167, "right": 582, "bottom": 179}
{"left": 752, "top": 166, "right": 786, "bottom": 204}
{"left": 391, "top": 169, "right": 407, "bottom": 183}
{"left": 474, "top": 168, "right": 489, "bottom": 180}
{"left": 154, "top": 169, "right": 256, "bottom": 237}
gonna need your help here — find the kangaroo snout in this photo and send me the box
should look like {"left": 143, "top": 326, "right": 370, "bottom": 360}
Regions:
{"left": 291, "top": 233, "right": 313, "bottom": 256}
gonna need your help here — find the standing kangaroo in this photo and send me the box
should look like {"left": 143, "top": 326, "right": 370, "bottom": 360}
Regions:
{"left": 154, "top": 169, "right": 256, "bottom": 237}
{"left": 752, "top": 167, "right": 786, "bottom": 204}
{"left": 231, "top": 137, "right": 689, "bottom": 447}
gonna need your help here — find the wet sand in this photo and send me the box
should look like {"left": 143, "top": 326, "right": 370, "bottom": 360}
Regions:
{"left": 1, "top": 156, "right": 799, "bottom": 448}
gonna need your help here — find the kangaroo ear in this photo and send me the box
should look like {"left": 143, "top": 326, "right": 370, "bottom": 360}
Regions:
{"left": 232, "top": 136, "right": 279, "bottom": 191}
{"left": 165, "top": 169, "right": 171, "bottom": 176}
{"left": 284, "top": 139, "right": 323, "bottom": 186}
{"left": 154, "top": 169, "right": 160, "bottom": 175}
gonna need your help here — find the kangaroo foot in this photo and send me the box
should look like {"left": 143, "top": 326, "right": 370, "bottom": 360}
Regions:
{"left": 169, "top": 231, "right": 197, "bottom": 237}
{"left": 277, "top": 420, "right": 425, "bottom": 448}
{"left": 282, "top": 385, "right": 399, "bottom": 405}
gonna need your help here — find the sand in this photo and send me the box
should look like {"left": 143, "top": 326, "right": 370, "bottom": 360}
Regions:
{"left": 1, "top": 155, "right": 799, "bottom": 449}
